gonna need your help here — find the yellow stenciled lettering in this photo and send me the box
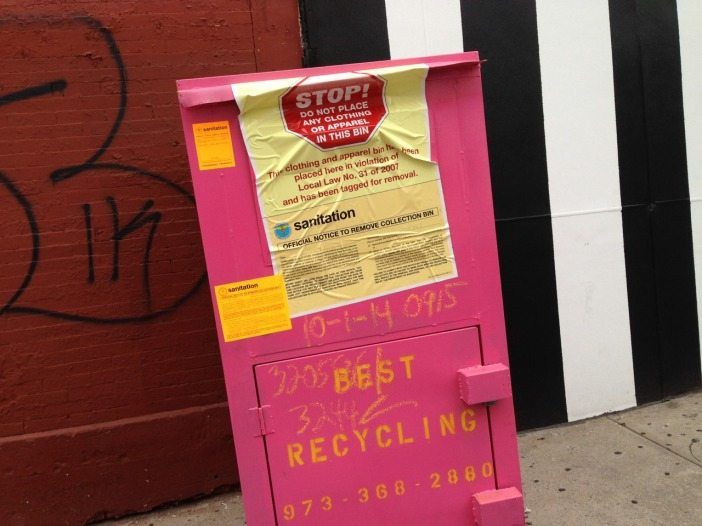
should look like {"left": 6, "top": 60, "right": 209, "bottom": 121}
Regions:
{"left": 353, "top": 428, "right": 369, "bottom": 452}
{"left": 376, "top": 424, "right": 392, "bottom": 448}
{"left": 358, "top": 487, "right": 369, "bottom": 503}
{"left": 394, "top": 480, "right": 406, "bottom": 495}
{"left": 310, "top": 437, "right": 328, "bottom": 463}
{"left": 287, "top": 443, "right": 304, "bottom": 467}
{"left": 283, "top": 504, "right": 295, "bottom": 520}
{"left": 396, "top": 421, "right": 414, "bottom": 444}
{"left": 439, "top": 413, "right": 456, "bottom": 436}
{"left": 356, "top": 363, "right": 372, "bottom": 390}
{"left": 332, "top": 433, "right": 349, "bottom": 457}
{"left": 422, "top": 415, "right": 431, "bottom": 440}
{"left": 461, "top": 408, "right": 476, "bottom": 432}
{"left": 375, "top": 348, "right": 394, "bottom": 394}
{"left": 399, "top": 355, "right": 415, "bottom": 379}
{"left": 482, "top": 462, "right": 494, "bottom": 478}
{"left": 333, "top": 367, "right": 352, "bottom": 393}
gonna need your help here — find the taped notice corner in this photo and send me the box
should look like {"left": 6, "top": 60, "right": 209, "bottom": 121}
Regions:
{"left": 192, "top": 120, "right": 236, "bottom": 171}
{"left": 214, "top": 275, "right": 292, "bottom": 342}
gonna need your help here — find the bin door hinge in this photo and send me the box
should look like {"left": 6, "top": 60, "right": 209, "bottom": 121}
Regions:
{"left": 249, "top": 405, "right": 275, "bottom": 437}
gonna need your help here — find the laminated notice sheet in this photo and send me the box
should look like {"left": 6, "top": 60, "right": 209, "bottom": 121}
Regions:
{"left": 233, "top": 66, "right": 457, "bottom": 316}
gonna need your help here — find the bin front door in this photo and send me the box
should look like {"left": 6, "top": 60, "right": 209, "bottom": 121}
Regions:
{"left": 254, "top": 327, "right": 497, "bottom": 525}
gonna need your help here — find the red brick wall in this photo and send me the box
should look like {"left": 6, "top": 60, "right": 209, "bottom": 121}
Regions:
{"left": 0, "top": 2, "right": 301, "bottom": 524}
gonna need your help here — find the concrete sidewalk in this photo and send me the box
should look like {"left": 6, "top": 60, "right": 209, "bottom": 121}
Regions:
{"left": 101, "top": 391, "right": 702, "bottom": 526}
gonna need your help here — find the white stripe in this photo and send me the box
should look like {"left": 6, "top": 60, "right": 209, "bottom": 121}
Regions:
{"left": 384, "top": 0, "right": 463, "bottom": 59}
{"left": 536, "top": 0, "right": 636, "bottom": 420}
{"left": 677, "top": 0, "right": 702, "bottom": 371}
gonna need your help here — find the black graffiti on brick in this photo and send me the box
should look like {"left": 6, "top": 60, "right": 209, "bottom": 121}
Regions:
{"left": 0, "top": 15, "right": 205, "bottom": 324}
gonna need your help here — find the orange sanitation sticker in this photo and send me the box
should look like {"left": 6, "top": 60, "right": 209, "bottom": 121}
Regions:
{"left": 214, "top": 275, "right": 292, "bottom": 342}
{"left": 192, "top": 121, "right": 236, "bottom": 170}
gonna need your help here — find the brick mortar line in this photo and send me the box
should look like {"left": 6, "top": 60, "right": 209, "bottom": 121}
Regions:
{"left": 0, "top": 401, "right": 228, "bottom": 445}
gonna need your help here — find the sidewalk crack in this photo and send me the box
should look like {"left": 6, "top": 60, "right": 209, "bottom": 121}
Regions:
{"left": 605, "top": 415, "right": 702, "bottom": 469}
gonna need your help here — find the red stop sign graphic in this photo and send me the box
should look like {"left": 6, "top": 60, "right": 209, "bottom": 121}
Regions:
{"left": 280, "top": 73, "right": 387, "bottom": 150}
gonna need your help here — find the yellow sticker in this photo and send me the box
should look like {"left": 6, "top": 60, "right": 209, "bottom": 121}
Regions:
{"left": 214, "top": 275, "right": 291, "bottom": 342}
{"left": 192, "top": 121, "right": 236, "bottom": 170}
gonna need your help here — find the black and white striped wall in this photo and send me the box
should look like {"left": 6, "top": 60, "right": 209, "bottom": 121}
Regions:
{"left": 299, "top": 0, "right": 702, "bottom": 429}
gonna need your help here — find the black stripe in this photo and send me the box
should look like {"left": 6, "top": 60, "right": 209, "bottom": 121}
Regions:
{"left": 621, "top": 204, "right": 662, "bottom": 403}
{"left": 610, "top": 0, "right": 663, "bottom": 403}
{"left": 610, "top": 0, "right": 701, "bottom": 402}
{"left": 636, "top": 0, "right": 700, "bottom": 397}
{"left": 652, "top": 201, "right": 701, "bottom": 394}
{"left": 495, "top": 218, "right": 567, "bottom": 429}
{"left": 299, "top": 0, "right": 390, "bottom": 66}
{"left": 636, "top": 1, "right": 690, "bottom": 203}
{"left": 461, "top": 1, "right": 568, "bottom": 429}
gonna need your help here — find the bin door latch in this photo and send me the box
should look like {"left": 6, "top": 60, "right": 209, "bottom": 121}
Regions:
{"left": 457, "top": 363, "right": 512, "bottom": 406}
{"left": 472, "top": 487, "right": 525, "bottom": 526}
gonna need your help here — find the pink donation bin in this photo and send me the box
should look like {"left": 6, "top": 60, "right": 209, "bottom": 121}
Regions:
{"left": 177, "top": 52, "right": 524, "bottom": 526}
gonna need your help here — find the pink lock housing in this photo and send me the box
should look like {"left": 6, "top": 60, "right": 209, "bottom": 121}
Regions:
{"left": 177, "top": 52, "right": 524, "bottom": 526}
